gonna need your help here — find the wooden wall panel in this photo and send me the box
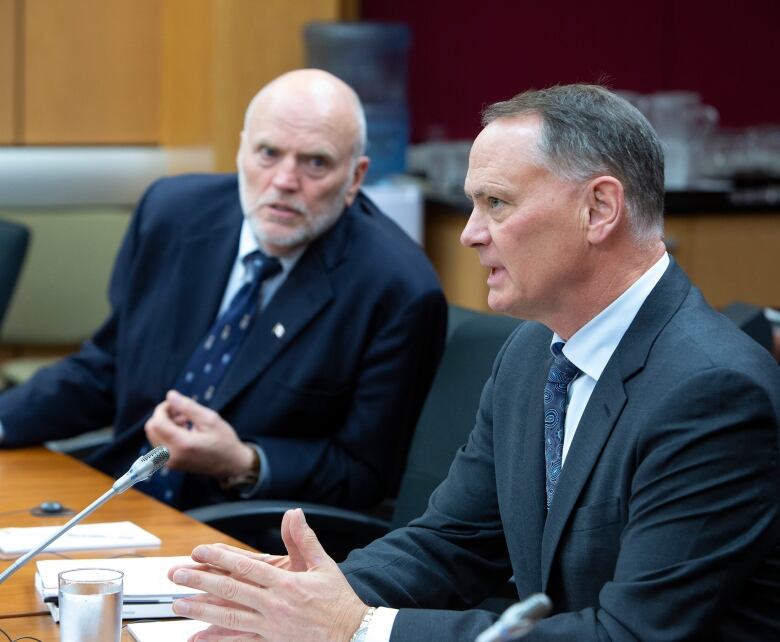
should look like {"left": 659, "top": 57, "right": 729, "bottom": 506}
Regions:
{"left": 687, "top": 213, "right": 780, "bottom": 309}
{"left": 425, "top": 204, "right": 490, "bottom": 312}
{"left": 0, "top": 0, "right": 16, "bottom": 143}
{"left": 211, "top": 0, "right": 343, "bottom": 171}
{"left": 22, "top": 0, "right": 162, "bottom": 144}
{"left": 160, "top": 0, "right": 212, "bottom": 146}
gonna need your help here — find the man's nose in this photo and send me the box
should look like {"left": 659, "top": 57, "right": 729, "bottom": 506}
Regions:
{"left": 460, "top": 208, "right": 489, "bottom": 248}
{"left": 271, "top": 156, "right": 300, "bottom": 192}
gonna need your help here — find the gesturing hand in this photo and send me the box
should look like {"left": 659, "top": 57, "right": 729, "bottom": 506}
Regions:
{"left": 144, "top": 389, "right": 254, "bottom": 479}
{"left": 169, "top": 509, "right": 369, "bottom": 642}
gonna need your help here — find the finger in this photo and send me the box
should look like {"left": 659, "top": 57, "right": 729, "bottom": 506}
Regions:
{"left": 288, "top": 508, "right": 332, "bottom": 571}
{"left": 171, "top": 564, "right": 269, "bottom": 612}
{"left": 212, "top": 543, "right": 274, "bottom": 562}
{"left": 190, "top": 544, "right": 283, "bottom": 588}
{"left": 191, "top": 624, "right": 264, "bottom": 641}
{"left": 173, "top": 595, "right": 264, "bottom": 636}
{"left": 168, "top": 562, "right": 221, "bottom": 582}
{"left": 174, "top": 592, "right": 240, "bottom": 610}
{"left": 167, "top": 389, "right": 219, "bottom": 426}
{"left": 144, "top": 401, "right": 175, "bottom": 444}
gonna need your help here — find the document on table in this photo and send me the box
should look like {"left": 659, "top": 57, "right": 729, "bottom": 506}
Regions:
{"left": 0, "top": 521, "right": 160, "bottom": 558}
{"left": 127, "top": 619, "right": 210, "bottom": 641}
{"left": 36, "top": 555, "right": 200, "bottom": 622}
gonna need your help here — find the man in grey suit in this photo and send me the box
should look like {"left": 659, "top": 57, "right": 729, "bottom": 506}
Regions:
{"left": 167, "top": 84, "right": 780, "bottom": 641}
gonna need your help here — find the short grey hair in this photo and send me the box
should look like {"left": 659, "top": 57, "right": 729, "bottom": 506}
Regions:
{"left": 482, "top": 84, "right": 665, "bottom": 241}
{"left": 349, "top": 93, "right": 367, "bottom": 160}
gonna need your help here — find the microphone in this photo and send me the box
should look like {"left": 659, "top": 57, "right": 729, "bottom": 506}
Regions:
{"left": 0, "top": 446, "right": 169, "bottom": 584}
{"left": 112, "top": 445, "right": 171, "bottom": 493}
{"left": 475, "top": 593, "right": 552, "bottom": 642}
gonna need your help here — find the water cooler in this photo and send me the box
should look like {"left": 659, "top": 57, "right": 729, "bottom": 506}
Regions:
{"left": 304, "top": 22, "right": 423, "bottom": 244}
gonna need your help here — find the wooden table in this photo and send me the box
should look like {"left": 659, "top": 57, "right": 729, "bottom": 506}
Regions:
{"left": 0, "top": 614, "right": 137, "bottom": 641}
{"left": 0, "top": 447, "right": 248, "bottom": 637}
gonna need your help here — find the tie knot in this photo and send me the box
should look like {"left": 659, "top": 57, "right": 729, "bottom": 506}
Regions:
{"left": 548, "top": 342, "right": 580, "bottom": 385}
{"left": 244, "top": 250, "right": 282, "bottom": 283}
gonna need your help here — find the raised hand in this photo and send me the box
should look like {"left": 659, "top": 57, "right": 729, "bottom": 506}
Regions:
{"left": 169, "top": 508, "right": 369, "bottom": 642}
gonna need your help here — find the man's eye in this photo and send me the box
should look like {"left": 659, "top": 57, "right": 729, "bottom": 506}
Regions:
{"left": 257, "top": 146, "right": 277, "bottom": 160}
{"left": 487, "top": 197, "right": 503, "bottom": 209}
{"left": 307, "top": 156, "right": 328, "bottom": 169}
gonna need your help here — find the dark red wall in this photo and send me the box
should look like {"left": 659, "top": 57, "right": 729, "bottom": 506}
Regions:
{"left": 361, "top": 0, "right": 780, "bottom": 142}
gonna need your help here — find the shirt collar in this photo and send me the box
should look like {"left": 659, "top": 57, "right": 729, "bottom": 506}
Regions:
{"left": 552, "top": 252, "right": 670, "bottom": 382}
{"left": 238, "top": 218, "right": 305, "bottom": 276}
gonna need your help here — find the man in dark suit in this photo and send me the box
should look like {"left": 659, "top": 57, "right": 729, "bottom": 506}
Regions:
{"left": 0, "top": 69, "right": 447, "bottom": 511}
{"left": 166, "top": 84, "right": 780, "bottom": 641}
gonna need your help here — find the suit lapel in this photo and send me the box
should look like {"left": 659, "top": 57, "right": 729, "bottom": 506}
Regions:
{"left": 210, "top": 219, "right": 347, "bottom": 410}
{"left": 513, "top": 355, "right": 553, "bottom": 591}
{"left": 539, "top": 259, "right": 692, "bottom": 589}
{"left": 164, "top": 214, "right": 241, "bottom": 386}
{"left": 540, "top": 365, "right": 627, "bottom": 587}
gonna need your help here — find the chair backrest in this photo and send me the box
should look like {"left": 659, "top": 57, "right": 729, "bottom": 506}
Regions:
{"left": 390, "top": 306, "right": 520, "bottom": 529}
{"left": 721, "top": 301, "right": 773, "bottom": 353}
{"left": 0, "top": 220, "right": 30, "bottom": 330}
{"left": 0, "top": 209, "right": 130, "bottom": 344}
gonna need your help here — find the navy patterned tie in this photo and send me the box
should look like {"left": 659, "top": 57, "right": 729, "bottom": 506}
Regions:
{"left": 544, "top": 342, "right": 580, "bottom": 509}
{"left": 142, "top": 250, "right": 282, "bottom": 504}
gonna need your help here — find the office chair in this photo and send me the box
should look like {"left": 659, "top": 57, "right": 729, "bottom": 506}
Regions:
{"left": 0, "top": 209, "right": 131, "bottom": 386}
{"left": 0, "top": 220, "right": 30, "bottom": 331}
{"left": 187, "top": 306, "right": 520, "bottom": 562}
{"left": 720, "top": 301, "right": 774, "bottom": 353}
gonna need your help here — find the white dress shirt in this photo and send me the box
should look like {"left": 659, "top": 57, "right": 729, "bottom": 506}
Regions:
{"left": 365, "top": 252, "right": 670, "bottom": 642}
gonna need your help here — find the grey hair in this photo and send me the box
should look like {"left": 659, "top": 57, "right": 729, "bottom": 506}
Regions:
{"left": 482, "top": 84, "right": 665, "bottom": 241}
{"left": 349, "top": 93, "right": 367, "bottom": 159}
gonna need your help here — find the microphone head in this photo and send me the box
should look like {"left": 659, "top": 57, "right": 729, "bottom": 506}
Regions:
{"left": 140, "top": 445, "right": 170, "bottom": 474}
{"left": 112, "top": 446, "right": 171, "bottom": 494}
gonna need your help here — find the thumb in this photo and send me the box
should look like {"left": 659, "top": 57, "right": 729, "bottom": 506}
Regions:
{"left": 290, "top": 508, "right": 332, "bottom": 571}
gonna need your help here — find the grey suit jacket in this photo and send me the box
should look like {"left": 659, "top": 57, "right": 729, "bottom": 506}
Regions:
{"left": 343, "top": 260, "right": 780, "bottom": 641}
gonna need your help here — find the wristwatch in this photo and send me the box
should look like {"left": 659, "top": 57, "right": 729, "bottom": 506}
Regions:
{"left": 219, "top": 443, "right": 260, "bottom": 493}
{"left": 349, "top": 607, "right": 377, "bottom": 642}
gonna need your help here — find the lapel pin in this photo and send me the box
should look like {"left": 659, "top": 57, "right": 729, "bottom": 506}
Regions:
{"left": 272, "top": 322, "right": 285, "bottom": 338}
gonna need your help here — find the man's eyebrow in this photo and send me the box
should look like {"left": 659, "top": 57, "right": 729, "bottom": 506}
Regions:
{"left": 300, "top": 149, "right": 335, "bottom": 160}
{"left": 251, "top": 137, "right": 274, "bottom": 148}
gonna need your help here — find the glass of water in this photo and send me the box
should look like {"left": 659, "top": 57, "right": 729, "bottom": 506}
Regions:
{"left": 58, "top": 568, "right": 123, "bottom": 642}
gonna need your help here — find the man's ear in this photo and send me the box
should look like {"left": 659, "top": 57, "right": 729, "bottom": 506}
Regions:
{"left": 585, "top": 176, "right": 624, "bottom": 245}
{"left": 344, "top": 156, "right": 370, "bottom": 206}
{"left": 236, "top": 131, "right": 247, "bottom": 168}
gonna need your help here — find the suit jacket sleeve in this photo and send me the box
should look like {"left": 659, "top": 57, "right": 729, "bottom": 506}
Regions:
{"left": 0, "top": 192, "right": 144, "bottom": 446}
{"left": 343, "top": 355, "right": 780, "bottom": 640}
{"left": 252, "top": 287, "right": 447, "bottom": 508}
{"left": 342, "top": 340, "right": 514, "bottom": 635}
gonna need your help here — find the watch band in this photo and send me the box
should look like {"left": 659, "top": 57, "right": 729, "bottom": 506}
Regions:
{"left": 349, "top": 606, "right": 377, "bottom": 642}
{"left": 219, "top": 443, "right": 260, "bottom": 491}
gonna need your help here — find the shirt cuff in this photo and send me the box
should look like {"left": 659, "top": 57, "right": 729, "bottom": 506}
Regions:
{"left": 238, "top": 442, "right": 271, "bottom": 499}
{"left": 365, "top": 607, "right": 398, "bottom": 642}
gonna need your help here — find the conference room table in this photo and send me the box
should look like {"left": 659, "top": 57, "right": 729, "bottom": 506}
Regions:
{"left": 0, "top": 447, "right": 253, "bottom": 640}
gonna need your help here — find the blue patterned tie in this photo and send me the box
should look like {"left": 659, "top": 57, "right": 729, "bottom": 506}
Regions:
{"left": 142, "top": 250, "right": 282, "bottom": 504}
{"left": 544, "top": 342, "right": 580, "bottom": 509}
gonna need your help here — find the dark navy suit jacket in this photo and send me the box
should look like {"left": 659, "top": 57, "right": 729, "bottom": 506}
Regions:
{"left": 0, "top": 174, "right": 447, "bottom": 510}
{"left": 343, "top": 261, "right": 780, "bottom": 641}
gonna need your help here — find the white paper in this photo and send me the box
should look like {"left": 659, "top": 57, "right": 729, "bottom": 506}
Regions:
{"left": 0, "top": 521, "right": 160, "bottom": 558}
{"left": 127, "top": 619, "right": 210, "bottom": 641}
{"left": 36, "top": 555, "right": 199, "bottom": 601}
